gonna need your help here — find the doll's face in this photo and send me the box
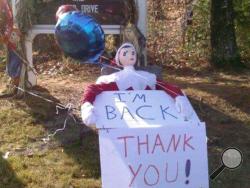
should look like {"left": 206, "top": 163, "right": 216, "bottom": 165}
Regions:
{"left": 119, "top": 46, "right": 137, "bottom": 66}
{"left": 9, "top": 29, "right": 20, "bottom": 44}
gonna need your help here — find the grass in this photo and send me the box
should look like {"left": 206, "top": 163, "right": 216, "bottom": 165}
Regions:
{"left": 0, "top": 99, "right": 101, "bottom": 188}
{"left": 0, "top": 70, "right": 101, "bottom": 188}
{"left": 0, "top": 67, "right": 250, "bottom": 188}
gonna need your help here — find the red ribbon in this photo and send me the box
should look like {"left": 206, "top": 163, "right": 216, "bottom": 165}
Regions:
{"left": 0, "top": 0, "right": 13, "bottom": 45}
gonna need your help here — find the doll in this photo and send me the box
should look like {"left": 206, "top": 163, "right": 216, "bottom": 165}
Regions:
{"left": 81, "top": 43, "right": 193, "bottom": 125}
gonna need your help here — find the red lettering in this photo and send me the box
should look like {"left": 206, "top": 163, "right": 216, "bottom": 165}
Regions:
{"left": 129, "top": 164, "right": 142, "bottom": 187}
{"left": 144, "top": 165, "right": 160, "bottom": 186}
{"left": 183, "top": 134, "right": 195, "bottom": 151}
{"left": 117, "top": 136, "right": 135, "bottom": 158}
{"left": 137, "top": 135, "right": 149, "bottom": 155}
{"left": 151, "top": 134, "right": 165, "bottom": 154}
{"left": 167, "top": 134, "right": 181, "bottom": 152}
{"left": 166, "top": 161, "right": 179, "bottom": 183}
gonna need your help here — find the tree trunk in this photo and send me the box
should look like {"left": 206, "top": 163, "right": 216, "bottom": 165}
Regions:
{"left": 210, "top": 0, "right": 243, "bottom": 68}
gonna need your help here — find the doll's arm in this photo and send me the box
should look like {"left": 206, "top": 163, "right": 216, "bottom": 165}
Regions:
{"left": 81, "top": 82, "right": 118, "bottom": 104}
{"left": 156, "top": 80, "right": 184, "bottom": 98}
{"left": 156, "top": 80, "right": 193, "bottom": 120}
{"left": 81, "top": 82, "right": 118, "bottom": 126}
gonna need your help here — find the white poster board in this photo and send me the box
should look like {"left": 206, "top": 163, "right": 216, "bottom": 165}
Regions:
{"left": 96, "top": 91, "right": 208, "bottom": 188}
{"left": 94, "top": 90, "right": 200, "bottom": 129}
{"left": 99, "top": 124, "right": 209, "bottom": 188}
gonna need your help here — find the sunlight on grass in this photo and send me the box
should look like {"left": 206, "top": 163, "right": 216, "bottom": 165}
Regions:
{"left": 185, "top": 88, "right": 250, "bottom": 125}
{"left": 0, "top": 99, "right": 101, "bottom": 187}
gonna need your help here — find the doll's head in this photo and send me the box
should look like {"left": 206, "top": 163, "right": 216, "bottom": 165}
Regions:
{"left": 7, "top": 27, "right": 21, "bottom": 49}
{"left": 9, "top": 27, "right": 20, "bottom": 43}
{"left": 115, "top": 43, "right": 137, "bottom": 67}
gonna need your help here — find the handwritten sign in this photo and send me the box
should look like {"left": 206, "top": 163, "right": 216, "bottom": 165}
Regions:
{"left": 96, "top": 91, "right": 208, "bottom": 187}
{"left": 94, "top": 91, "right": 200, "bottom": 129}
{"left": 99, "top": 124, "right": 209, "bottom": 188}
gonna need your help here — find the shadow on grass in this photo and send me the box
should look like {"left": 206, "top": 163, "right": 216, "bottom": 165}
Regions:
{"left": 164, "top": 65, "right": 250, "bottom": 78}
{"left": 190, "top": 97, "right": 250, "bottom": 188}
{"left": 0, "top": 152, "right": 25, "bottom": 188}
{"left": 186, "top": 83, "right": 250, "bottom": 115}
{"left": 15, "top": 85, "right": 100, "bottom": 179}
{"left": 165, "top": 66, "right": 250, "bottom": 115}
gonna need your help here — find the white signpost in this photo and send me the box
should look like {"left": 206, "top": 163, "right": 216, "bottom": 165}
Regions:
{"left": 95, "top": 91, "right": 209, "bottom": 188}
{"left": 11, "top": 0, "right": 147, "bottom": 86}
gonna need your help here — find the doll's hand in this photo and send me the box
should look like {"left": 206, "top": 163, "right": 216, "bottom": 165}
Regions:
{"left": 81, "top": 102, "right": 97, "bottom": 126}
{"left": 175, "top": 96, "right": 193, "bottom": 121}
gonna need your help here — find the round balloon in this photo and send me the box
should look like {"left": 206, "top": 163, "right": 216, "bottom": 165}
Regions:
{"left": 55, "top": 11, "right": 105, "bottom": 63}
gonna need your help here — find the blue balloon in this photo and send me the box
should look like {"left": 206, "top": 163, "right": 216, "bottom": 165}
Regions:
{"left": 55, "top": 11, "right": 105, "bottom": 63}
